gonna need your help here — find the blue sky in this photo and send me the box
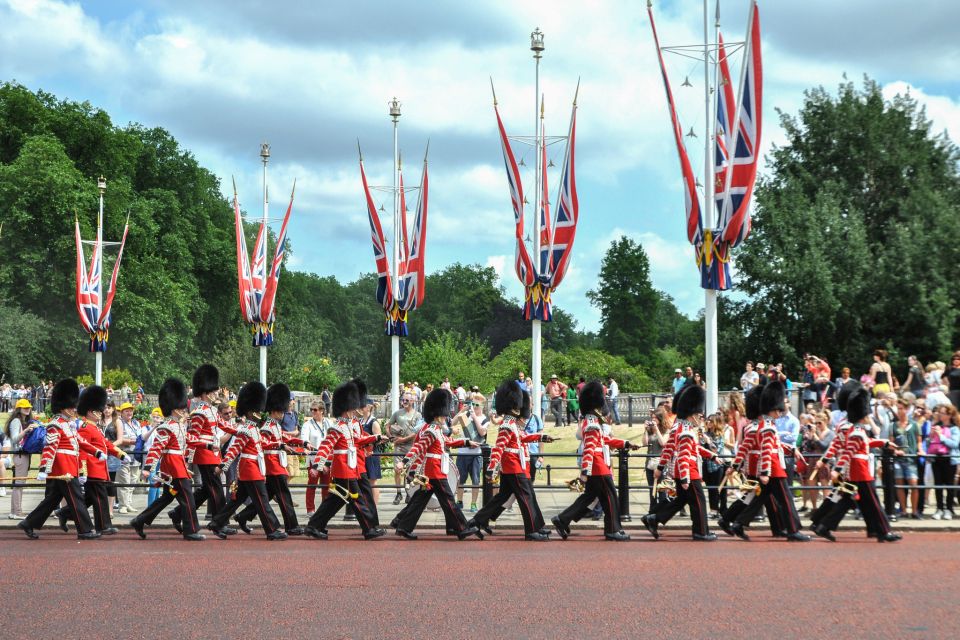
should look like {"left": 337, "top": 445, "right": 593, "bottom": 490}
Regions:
{"left": 1, "top": 0, "right": 958, "bottom": 332}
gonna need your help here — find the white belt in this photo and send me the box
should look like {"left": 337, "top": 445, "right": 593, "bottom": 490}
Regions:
{"left": 503, "top": 447, "right": 527, "bottom": 469}
{"left": 425, "top": 453, "right": 443, "bottom": 459}
{"left": 196, "top": 435, "right": 216, "bottom": 443}
{"left": 333, "top": 449, "right": 352, "bottom": 454}
{"left": 504, "top": 448, "right": 522, "bottom": 454}
{"left": 162, "top": 449, "right": 184, "bottom": 455}
{"left": 264, "top": 450, "right": 283, "bottom": 455}
{"left": 853, "top": 454, "right": 870, "bottom": 460}
{"left": 56, "top": 449, "right": 78, "bottom": 456}
{"left": 240, "top": 453, "right": 259, "bottom": 460}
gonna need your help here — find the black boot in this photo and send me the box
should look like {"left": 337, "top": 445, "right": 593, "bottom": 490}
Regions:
{"left": 17, "top": 521, "right": 38, "bottom": 539}
{"left": 129, "top": 518, "right": 146, "bottom": 540}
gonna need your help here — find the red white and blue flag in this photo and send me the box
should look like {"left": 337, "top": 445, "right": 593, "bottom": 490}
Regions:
{"left": 360, "top": 157, "right": 393, "bottom": 310}
{"left": 494, "top": 103, "right": 536, "bottom": 289}
{"left": 545, "top": 100, "right": 579, "bottom": 290}
{"left": 399, "top": 157, "right": 428, "bottom": 312}
{"left": 75, "top": 215, "right": 129, "bottom": 352}
{"left": 260, "top": 181, "right": 295, "bottom": 324}
{"left": 233, "top": 185, "right": 256, "bottom": 324}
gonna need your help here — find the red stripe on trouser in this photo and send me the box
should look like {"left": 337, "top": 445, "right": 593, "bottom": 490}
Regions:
{"left": 776, "top": 480, "right": 798, "bottom": 533}
{"left": 252, "top": 483, "right": 276, "bottom": 534}
{"left": 64, "top": 482, "right": 89, "bottom": 534}
{"left": 863, "top": 484, "right": 890, "bottom": 536}
{"left": 691, "top": 483, "right": 705, "bottom": 535}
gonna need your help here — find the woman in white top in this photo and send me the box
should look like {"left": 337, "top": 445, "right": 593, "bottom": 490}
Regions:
{"left": 302, "top": 402, "right": 332, "bottom": 516}
{"left": 5, "top": 399, "right": 38, "bottom": 518}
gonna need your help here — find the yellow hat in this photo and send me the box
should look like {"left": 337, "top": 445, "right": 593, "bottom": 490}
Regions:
{"left": 14, "top": 399, "right": 32, "bottom": 410}
{"left": 118, "top": 402, "right": 135, "bottom": 411}
{"left": 150, "top": 407, "right": 163, "bottom": 417}
{"left": 228, "top": 400, "right": 237, "bottom": 408}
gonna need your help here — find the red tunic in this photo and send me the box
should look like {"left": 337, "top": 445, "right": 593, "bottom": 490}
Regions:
{"left": 312, "top": 419, "right": 377, "bottom": 480}
{"left": 222, "top": 418, "right": 267, "bottom": 482}
{"left": 732, "top": 421, "right": 761, "bottom": 476}
{"left": 758, "top": 417, "right": 787, "bottom": 478}
{"left": 39, "top": 415, "right": 99, "bottom": 477}
{"left": 672, "top": 425, "right": 717, "bottom": 482}
{"left": 186, "top": 400, "right": 235, "bottom": 466}
{"left": 836, "top": 425, "right": 887, "bottom": 482}
{"left": 404, "top": 422, "right": 467, "bottom": 480}
{"left": 76, "top": 419, "right": 124, "bottom": 481}
{"left": 260, "top": 417, "right": 307, "bottom": 477}
{"left": 143, "top": 418, "right": 191, "bottom": 479}
{"left": 581, "top": 415, "right": 627, "bottom": 477}
{"left": 821, "top": 420, "right": 851, "bottom": 470}
{"left": 487, "top": 416, "right": 544, "bottom": 475}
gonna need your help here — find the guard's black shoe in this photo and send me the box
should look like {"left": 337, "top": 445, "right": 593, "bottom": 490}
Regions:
{"left": 812, "top": 525, "right": 836, "bottom": 542}
{"left": 56, "top": 508, "right": 69, "bottom": 533}
{"left": 551, "top": 516, "right": 570, "bottom": 540}
{"left": 467, "top": 518, "right": 493, "bottom": 536}
{"left": 304, "top": 526, "right": 327, "bottom": 539}
{"left": 183, "top": 533, "right": 205, "bottom": 541}
{"left": 718, "top": 519, "right": 734, "bottom": 537}
{"left": 457, "top": 526, "right": 482, "bottom": 540}
{"left": 364, "top": 528, "right": 386, "bottom": 540}
{"left": 18, "top": 521, "right": 38, "bottom": 539}
{"left": 77, "top": 531, "right": 101, "bottom": 540}
{"left": 286, "top": 527, "right": 305, "bottom": 536}
{"left": 100, "top": 527, "right": 119, "bottom": 536}
{"left": 604, "top": 530, "right": 631, "bottom": 541}
{"left": 786, "top": 532, "right": 811, "bottom": 542}
{"left": 168, "top": 511, "right": 183, "bottom": 534}
{"left": 267, "top": 530, "right": 288, "bottom": 540}
{"left": 129, "top": 518, "right": 146, "bottom": 539}
{"left": 731, "top": 523, "right": 750, "bottom": 541}
{"left": 206, "top": 524, "right": 228, "bottom": 540}
{"left": 693, "top": 533, "right": 718, "bottom": 541}
{"left": 234, "top": 515, "right": 252, "bottom": 535}
{"left": 524, "top": 531, "right": 550, "bottom": 541}
{"left": 538, "top": 527, "right": 551, "bottom": 536}
{"left": 878, "top": 532, "right": 902, "bottom": 543}
{"left": 641, "top": 514, "right": 660, "bottom": 540}
{"left": 221, "top": 526, "right": 238, "bottom": 536}
{"left": 389, "top": 517, "right": 400, "bottom": 529}
{"left": 396, "top": 528, "right": 418, "bottom": 540}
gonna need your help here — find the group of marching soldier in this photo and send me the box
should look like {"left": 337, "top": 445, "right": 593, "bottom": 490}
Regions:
{"left": 15, "top": 363, "right": 901, "bottom": 543}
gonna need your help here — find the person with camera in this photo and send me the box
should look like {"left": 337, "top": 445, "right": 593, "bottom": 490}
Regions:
{"left": 799, "top": 412, "right": 833, "bottom": 512}
{"left": 386, "top": 391, "right": 422, "bottom": 505}
{"left": 452, "top": 392, "right": 488, "bottom": 512}
{"left": 892, "top": 397, "right": 921, "bottom": 519}
{"left": 642, "top": 408, "right": 670, "bottom": 510}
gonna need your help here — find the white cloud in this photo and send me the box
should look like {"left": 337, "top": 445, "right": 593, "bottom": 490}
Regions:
{"left": 883, "top": 81, "right": 960, "bottom": 143}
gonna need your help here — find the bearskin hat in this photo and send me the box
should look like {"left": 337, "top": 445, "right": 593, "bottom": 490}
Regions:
{"left": 77, "top": 385, "right": 108, "bottom": 417}
{"left": 236, "top": 382, "right": 267, "bottom": 418}
{"left": 520, "top": 390, "right": 532, "bottom": 419}
{"left": 266, "top": 383, "right": 291, "bottom": 414}
{"left": 836, "top": 380, "right": 858, "bottom": 412}
{"left": 844, "top": 382, "right": 872, "bottom": 424}
{"left": 579, "top": 380, "right": 607, "bottom": 416}
{"left": 744, "top": 379, "right": 766, "bottom": 421}
{"left": 51, "top": 378, "right": 80, "bottom": 413}
{"left": 191, "top": 364, "right": 220, "bottom": 397}
{"left": 494, "top": 380, "right": 523, "bottom": 416}
{"left": 422, "top": 388, "right": 452, "bottom": 424}
{"left": 674, "top": 383, "right": 705, "bottom": 420}
{"left": 331, "top": 381, "right": 361, "bottom": 418}
{"left": 350, "top": 378, "right": 369, "bottom": 406}
{"left": 760, "top": 381, "right": 787, "bottom": 415}
{"left": 158, "top": 378, "right": 189, "bottom": 417}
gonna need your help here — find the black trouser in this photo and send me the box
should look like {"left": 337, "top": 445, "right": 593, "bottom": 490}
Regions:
{"left": 59, "top": 479, "right": 113, "bottom": 531}
{"left": 133, "top": 477, "right": 200, "bottom": 535}
{"left": 703, "top": 466, "right": 727, "bottom": 512}
{"left": 557, "top": 475, "right": 621, "bottom": 535}
{"left": 881, "top": 452, "right": 897, "bottom": 515}
{"left": 238, "top": 474, "right": 298, "bottom": 530}
{"left": 931, "top": 457, "right": 957, "bottom": 512}
{"left": 397, "top": 476, "right": 468, "bottom": 533}
{"left": 23, "top": 478, "right": 93, "bottom": 534}
{"left": 211, "top": 479, "right": 280, "bottom": 535}
{"left": 819, "top": 481, "right": 891, "bottom": 537}
{"left": 308, "top": 478, "right": 377, "bottom": 533}
{"left": 356, "top": 473, "right": 379, "bottom": 528}
{"left": 733, "top": 477, "right": 800, "bottom": 534}
{"left": 472, "top": 473, "right": 543, "bottom": 534}
{"left": 649, "top": 479, "right": 709, "bottom": 536}
{"left": 172, "top": 464, "right": 224, "bottom": 524}
{"left": 721, "top": 475, "right": 782, "bottom": 535}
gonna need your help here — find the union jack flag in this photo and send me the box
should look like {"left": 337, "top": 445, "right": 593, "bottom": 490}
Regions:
{"left": 360, "top": 157, "right": 393, "bottom": 309}
{"left": 494, "top": 103, "right": 535, "bottom": 288}
{"left": 233, "top": 186, "right": 256, "bottom": 324}
{"left": 545, "top": 100, "right": 578, "bottom": 290}
{"left": 539, "top": 119, "right": 553, "bottom": 276}
{"left": 399, "top": 157, "right": 428, "bottom": 312}
{"left": 75, "top": 216, "right": 129, "bottom": 352}
{"left": 260, "top": 182, "right": 294, "bottom": 324}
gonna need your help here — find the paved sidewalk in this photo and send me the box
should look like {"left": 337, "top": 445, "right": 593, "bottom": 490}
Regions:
{"left": 2, "top": 482, "right": 956, "bottom": 533}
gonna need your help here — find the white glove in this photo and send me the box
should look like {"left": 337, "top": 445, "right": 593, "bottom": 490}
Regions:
{"left": 96, "top": 450, "right": 107, "bottom": 461}
{"left": 36, "top": 471, "right": 48, "bottom": 481}
{"left": 78, "top": 475, "right": 87, "bottom": 486}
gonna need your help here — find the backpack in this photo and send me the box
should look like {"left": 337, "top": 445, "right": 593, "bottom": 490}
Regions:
{"left": 21, "top": 421, "right": 47, "bottom": 454}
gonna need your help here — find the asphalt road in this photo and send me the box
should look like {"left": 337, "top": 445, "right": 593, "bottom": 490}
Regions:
{"left": 2, "top": 529, "right": 956, "bottom": 639}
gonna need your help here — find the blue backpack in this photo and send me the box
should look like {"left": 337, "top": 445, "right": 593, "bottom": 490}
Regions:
{"left": 21, "top": 421, "right": 47, "bottom": 454}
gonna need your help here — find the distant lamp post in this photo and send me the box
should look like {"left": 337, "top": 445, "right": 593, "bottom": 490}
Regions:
{"left": 530, "top": 28, "right": 545, "bottom": 58}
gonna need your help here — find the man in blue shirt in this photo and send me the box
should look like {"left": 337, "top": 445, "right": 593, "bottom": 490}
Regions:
{"left": 775, "top": 409, "right": 801, "bottom": 488}
{"left": 671, "top": 369, "right": 686, "bottom": 394}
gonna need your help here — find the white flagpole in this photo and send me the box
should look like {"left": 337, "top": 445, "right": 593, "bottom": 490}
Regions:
{"left": 260, "top": 143, "right": 270, "bottom": 385}
{"left": 95, "top": 176, "right": 105, "bottom": 386}
{"left": 703, "top": 0, "right": 719, "bottom": 414}
{"left": 390, "top": 98, "right": 401, "bottom": 415}
{"left": 531, "top": 28, "right": 544, "bottom": 416}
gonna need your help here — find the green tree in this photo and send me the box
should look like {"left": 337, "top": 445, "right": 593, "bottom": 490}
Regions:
{"left": 400, "top": 330, "right": 491, "bottom": 390}
{"left": 587, "top": 236, "right": 659, "bottom": 364}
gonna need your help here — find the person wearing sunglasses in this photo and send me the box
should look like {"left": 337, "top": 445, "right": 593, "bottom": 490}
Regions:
{"left": 452, "top": 393, "right": 489, "bottom": 512}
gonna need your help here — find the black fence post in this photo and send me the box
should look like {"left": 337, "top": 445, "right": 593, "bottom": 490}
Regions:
{"left": 481, "top": 444, "right": 493, "bottom": 506}
{"left": 627, "top": 396, "right": 634, "bottom": 426}
{"left": 546, "top": 464, "right": 552, "bottom": 486}
{"left": 618, "top": 447, "right": 631, "bottom": 521}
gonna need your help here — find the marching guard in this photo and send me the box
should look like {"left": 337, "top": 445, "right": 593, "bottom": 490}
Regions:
{"left": 350, "top": 379, "right": 383, "bottom": 529}
{"left": 808, "top": 381, "right": 855, "bottom": 533}
{"left": 129, "top": 378, "right": 205, "bottom": 541}
{"left": 394, "top": 388, "right": 482, "bottom": 540}
{"left": 305, "top": 380, "right": 386, "bottom": 540}
{"left": 468, "top": 381, "right": 556, "bottom": 540}
{"left": 816, "top": 382, "right": 902, "bottom": 542}
{"left": 19, "top": 379, "right": 103, "bottom": 540}
{"left": 641, "top": 384, "right": 720, "bottom": 541}
{"left": 56, "top": 385, "right": 129, "bottom": 535}
{"left": 208, "top": 382, "right": 287, "bottom": 540}
{"left": 234, "top": 383, "right": 306, "bottom": 536}
{"left": 170, "top": 364, "right": 236, "bottom": 535}
{"left": 553, "top": 381, "right": 638, "bottom": 541}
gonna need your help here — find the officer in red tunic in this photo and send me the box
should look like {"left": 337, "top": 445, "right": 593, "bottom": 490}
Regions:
{"left": 349, "top": 379, "right": 383, "bottom": 529}
{"left": 818, "top": 382, "right": 902, "bottom": 542}
{"left": 468, "top": 381, "right": 555, "bottom": 540}
{"left": 725, "top": 382, "right": 810, "bottom": 541}
{"left": 208, "top": 382, "right": 286, "bottom": 540}
{"left": 719, "top": 380, "right": 784, "bottom": 537}
{"left": 394, "top": 389, "right": 482, "bottom": 540}
{"left": 641, "top": 384, "right": 720, "bottom": 541}
{"left": 56, "top": 385, "right": 129, "bottom": 535}
{"left": 170, "top": 364, "right": 236, "bottom": 535}
{"left": 554, "top": 381, "right": 638, "bottom": 541}
{"left": 305, "top": 381, "right": 386, "bottom": 540}
{"left": 808, "top": 380, "right": 856, "bottom": 532}
{"left": 19, "top": 379, "right": 103, "bottom": 540}
{"left": 129, "top": 378, "right": 205, "bottom": 541}
{"left": 233, "top": 383, "right": 305, "bottom": 535}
